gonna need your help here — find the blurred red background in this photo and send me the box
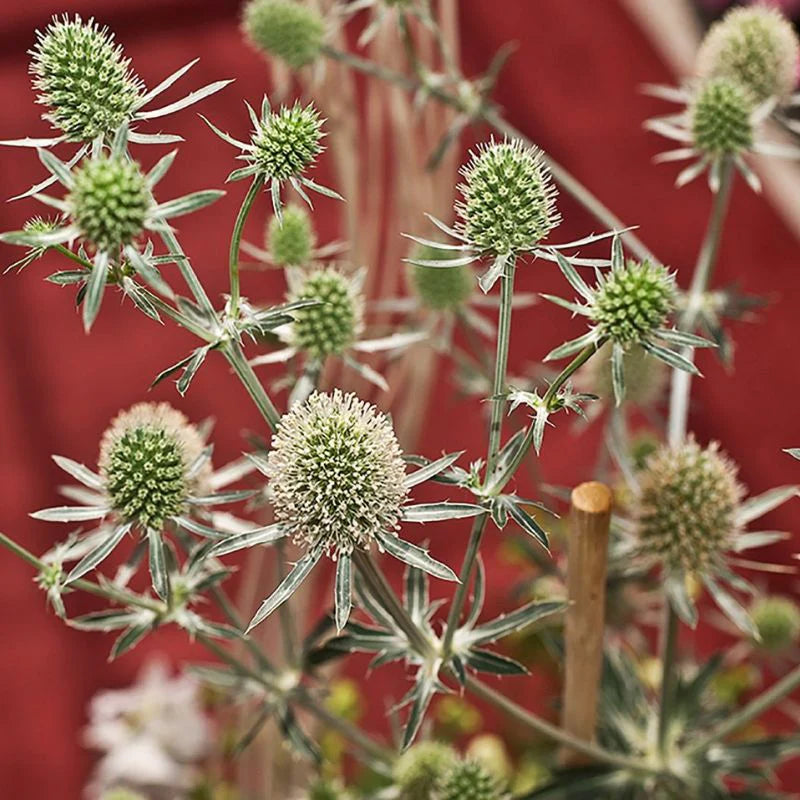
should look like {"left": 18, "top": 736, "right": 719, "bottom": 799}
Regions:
{"left": 1, "top": 0, "right": 799, "bottom": 796}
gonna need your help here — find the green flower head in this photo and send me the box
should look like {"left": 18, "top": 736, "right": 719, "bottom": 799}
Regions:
{"left": 392, "top": 740, "right": 458, "bottom": 800}
{"left": 269, "top": 204, "right": 316, "bottom": 267}
{"left": 751, "top": 596, "right": 800, "bottom": 652}
{"left": 697, "top": 5, "right": 800, "bottom": 103}
{"left": 30, "top": 15, "right": 143, "bottom": 141}
{"left": 99, "top": 402, "right": 207, "bottom": 529}
{"left": 591, "top": 259, "right": 676, "bottom": 346}
{"left": 438, "top": 760, "right": 502, "bottom": 800}
{"left": 690, "top": 78, "right": 755, "bottom": 158}
{"left": 67, "top": 155, "right": 151, "bottom": 251}
{"left": 252, "top": 102, "right": 324, "bottom": 181}
{"left": 265, "top": 390, "right": 408, "bottom": 556}
{"left": 456, "top": 139, "right": 560, "bottom": 255}
{"left": 408, "top": 245, "right": 474, "bottom": 311}
{"left": 243, "top": 0, "right": 326, "bottom": 70}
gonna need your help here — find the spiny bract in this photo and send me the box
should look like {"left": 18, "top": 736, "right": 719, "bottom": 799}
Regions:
{"left": 243, "top": 0, "right": 326, "bottom": 70}
{"left": 252, "top": 102, "right": 324, "bottom": 181}
{"left": 30, "top": 15, "right": 143, "bottom": 141}
{"left": 392, "top": 740, "right": 459, "bottom": 800}
{"left": 591, "top": 259, "right": 675, "bottom": 345}
{"left": 265, "top": 390, "right": 408, "bottom": 557}
{"left": 287, "top": 267, "right": 364, "bottom": 358}
{"left": 408, "top": 245, "right": 474, "bottom": 311}
{"left": 690, "top": 78, "right": 755, "bottom": 157}
{"left": 269, "top": 204, "right": 316, "bottom": 267}
{"left": 456, "top": 139, "right": 560, "bottom": 255}
{"left": 750, "top": 596, "right": 800, "bottom": 652}
{"left": 68, "top": 156, "right": 151, "bottom": 252}
{"left": 635, "top": 437, "right": 745, "bottom": 574}
{"left": 696, "top": 5, "right": 800, "bottom": 103}
{"left": 99, "top": 402, "right": 206, "bottom": 529}
{"left": 438, "top": 759, "right": 502, "bottom": 800}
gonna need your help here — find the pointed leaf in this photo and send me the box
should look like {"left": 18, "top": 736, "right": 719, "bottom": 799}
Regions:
{"left": 401, "top": 502, "right": 485, "bottom": 522}
{"left": 335, "top": 554, "right": 352, "bottom": 632}
{"left": 66, "top": 523, "right": 132, "bottom": 583}
{"left": 404, "top": 451, "right": 464, "bottom": 489}
{"left": 376, "top": 530, "right": 457, "bottom": 581}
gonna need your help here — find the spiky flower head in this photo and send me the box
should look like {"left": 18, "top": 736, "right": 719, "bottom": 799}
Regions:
{"left": 579, "top": 342, "right": 668, "bottom": 407}
{"left": 269, "top": 204, "right": 316, "bottom": 267}
{"left": 30, "top": 15, "right": 143, "bottom": 141}
{"left": 252, "top": 102, "right": 324, "bottom": 181}
{"left": 243, "top": 0, "right": 325, "bottom": 70}
{"left": 635, "top": 437, "right": 745, "bottom": 574}
{"left": 456, "top": 139, "right": 560, "bottom": 255}
{"left": 750, "top": 596, "right": 800, "bottom": 652}
{"left": 408, "top": 245, "right": 474, "bottom": 311}
{"left": 286, "top": 267, "right": 364, "bottom": 358}
{"left": 591, "top": 259, "right": 675, "bottom": 345}
{"left": 690, "top": 78, "right": 755, "bottom": 157}
{"left": 99, "top": 402, "right": 207, "bottom": 529}
{"left": 438, "top": 760, "right": 502, "bottom": 800}
{"left": 696, "top": 5, "right": 800, "bottom": 103}
{"left": 266, "top": 391, "right": 407, "bottom": 556}
{"left": 67, "top": 155, "right": 151, "bottom": 252}
{"left": 392, "top": 740, "right": 458, "bottom": 800}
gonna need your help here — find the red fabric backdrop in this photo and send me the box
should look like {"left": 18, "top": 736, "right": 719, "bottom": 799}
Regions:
{"left": 0, "top": 1, "right": 798, "bottom": 797}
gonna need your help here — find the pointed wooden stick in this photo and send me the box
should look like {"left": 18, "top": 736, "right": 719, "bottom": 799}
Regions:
{"left": 560, "top": 481, "right": 613, "bottom": 766}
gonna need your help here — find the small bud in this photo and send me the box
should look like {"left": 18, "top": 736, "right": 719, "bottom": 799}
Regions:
{"left": 690, "top": 78, "right": 755, "bottom": 158}
{"left": 392, "top": 740, "right": 458, "bottom": 800}
{"left": 68, "top": 156, "right": 151, "bottom": 252}
{"left": 578, "top": 342, "right": 668, "bottom": 407}
{"left": 269, "top": 204, "right": 316, "bottom": 267}
{"left": 751, "top": 595, "right": 800, "bottom": 652}
{"left": 438, "top": 759, "right": 502, "bottom": 800}
{"left": 408, "top": 245, "right": 474, "bottom": 311}
{"left": 697, "top": 5, "right": 800, "bottom": 103}
{"left": 252, "top": 102, "right": 324, "bottom": 182}
{"left": 466, "top": 734, "right": 512, "bottom": 783}
{"left": 243, "top": 0, "right": 326, "bottom": 70}
{"left": 30, "top": 15, "right": 143, "bottom": 141}
{"left": 456, "top": 139, "right": 560, "bottom": 256}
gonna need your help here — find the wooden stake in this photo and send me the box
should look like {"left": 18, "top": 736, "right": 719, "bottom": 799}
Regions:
{"left": 560, "top": 481, "right": 613, "bottom": 766}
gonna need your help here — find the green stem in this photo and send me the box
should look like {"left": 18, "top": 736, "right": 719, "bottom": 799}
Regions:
{"left": 275, "top": 539, "right": 299, "bottom": 666}
{"left": 229, "top": 176, "right": 264, "bottom": 319}
{"left": 656, "top": 603, "right": 678, "bottom": 752}
{"left": 223, "top": 340, "right": 282, "bottom": 432}
{"left": 159, "top": 226, "right": 218, "bottom": 322}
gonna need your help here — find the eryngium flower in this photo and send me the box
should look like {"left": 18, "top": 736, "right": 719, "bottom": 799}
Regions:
{"left": 690, "top": 78, "right": 755, "bottom": 158}
{"left": 696, "top": 5, "right": 800, "bottom": 103}
{"left": 285, "top": 267, "right": 365, "bottom": 358}
{"left": 68, "top": 155, "right": 150, "bottom": 251}
{"left": 438, "top": 760, "right": 502, "bottom": 800}
{"left": 750, "top": 595, "right": 800, "bottom": 652}
{"left": 269, "top": 204, "right": 316, "bottom": 267}
{"left": 30, "top": 15, "right": 143, "bottom": 141}
{"left": 392, "top": 740, "right": 458, "bottom": 800}
{"left": 266, "top": 390, "right": 407, "bottom": 555}
{"left": 99, "top": 402, "right": 207, "bottom": 528}
{"left": 456, "top": 139, "right": 560, "bottom": 256}
{"left": 243, "top": 0, "right": 325, "bottom": 70}
{"left": 253, "top": 102, "right": 324, "bottom": 181}
{"left": 635, "top": 437, "right": 744, "bottom": 574}
{"left": 408, "top": 245, "right": 474, "bottom": 311}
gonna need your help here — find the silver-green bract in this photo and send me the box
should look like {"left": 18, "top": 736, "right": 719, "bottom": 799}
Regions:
{"left": 543, "top": 236, "right": 712, "bottom": 406}
{"left": 243, "top": 0, "right": 325, "bottom": 70}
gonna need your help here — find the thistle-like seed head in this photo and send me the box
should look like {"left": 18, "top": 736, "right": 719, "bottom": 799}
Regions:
{"left": 30, "top": 15, "right": 143, "bottom": 141}
{"left": 243, "top": 0, "right": 325, "bottom": 70}
{"left": 68, "top": 155, "right": 151, "bottom": 252}
{"left": 99, "top": 402, "right": 207, "bottom": 529}
{"left": 591, "top": 259, "right": 675, "bottom": 345}
{"left": 269, "top": 204, "right": 316, "bottom": 267}
{"left": 408, "top": 245, "right": 474, "bottom": 311}
{"left": 579, "top": 341, "right": 668, "bottom": 407}
{"left": 690, "top": 78, "right": 755, "bottom": 157}
{"left": 750, "top": 596, "right": 800, "bottom": 652}
{"left": 392, "top": 740, "right": 458, "bottom": 800}
{"left": 252, "top": 102, "right": 324, "bottom": 181}
{"left": 635, "top": 437, "right": 745, "bottom": 574}
{"left": 287, "top": 267, "right": 364, "bottom": 358}
{"left": 456, "top": 139, "right": 560, "bottom": 255}
{"left": 696, "top": 5, "right": 800, "bottom": 103}
{"left": 438, "top": 760, "right": 502, "bottom": 800}
{"left": 265, "top": 391, "right": 408, "bottom": 556}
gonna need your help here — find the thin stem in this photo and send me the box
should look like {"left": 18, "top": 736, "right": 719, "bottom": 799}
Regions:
{"left": 223, "top": 340, "right": 282, "bottom": 432}
{"left": 656, "top": 603, "right": 678, "bottom": 752}
{"left": 229, "top": 176, "right": 265, "bottom": 319}
{"left": 275, "top": 539, "right": 299, "bottom": 666}
{"left": 159, "top": 226, "right": 218, "bottom": 321}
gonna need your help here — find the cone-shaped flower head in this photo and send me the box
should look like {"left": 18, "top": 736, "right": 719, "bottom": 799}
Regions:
{"left": 269, "top": 204, "right": 316, "bottom": 267}
{"left": 252, "top": 102, "right": 324, "bottom": 181}
{"left": 750, "top": 596, "right": 800, "bottom": 652}
{"left": 67, "top": 155, "right": 151, "bottom": 251}
{"left": 243, "top": 0, "right": 325, "bottom": 70}
{"left": 696, "top": 5, "right": 800, "bottom": 103}
{"left": 30, "top": 15, "right": 143, "bottom": 141}
{"left": 690, "top": 78, "right": 755, "bottom": 158}
{"left": 635, "top": 437, "right": 745, "bottom": 574}
{"left": 591, "top": 259, "right": 676, "bottom": 345}
{"left": 99, "top": 402, "right": 207, "bottom": 529}
{"left": 392, "top": 741, "right": 458, "bottom": 800}
{"left": 266, "top": 391, "right": 408, "bottom": 556}
{"left": 438, "top": 760, "right": 502, "bottom": 800}
{"left": 456, "top": 139, "right": 560, "bottom": 256}
{"left": 408, "top": 245, "right": 474, "bottom": 311}
{"left": 287, "top": 267, "right": 364, "bottom": 358}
